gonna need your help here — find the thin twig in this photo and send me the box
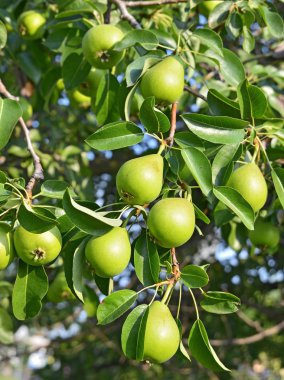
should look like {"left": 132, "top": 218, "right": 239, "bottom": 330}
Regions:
{"left": 0, "top": 80, "right": 44, "bottom": 200}
{"left": 104, "top": 0, "right": 112, "bottom": 24}
{"left": 184, "top": 85, "right": 207, "bottom": 102}
{"left": 110, "top": 0, "right": 141, "bottom": 29}
{"left": 166, "top": 102, "right": 178, "bottom": 146}
{"left": 210, "top": 320, "right": 284, "bottom": 346}
{"left": 125, "top": 0, "right": 188, "bottom": 6}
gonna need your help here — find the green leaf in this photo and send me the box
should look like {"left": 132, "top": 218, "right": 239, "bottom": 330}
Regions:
{"left": 194, "top": 205, "right": 210, "bottom": 224}
{"left": 139, "top": 97, "right": 170, "bottom": 133}
{"left": 271, "top": 168, "right": 284, "bottom": 209}
{"left": 188, "top": 319, "right": 230, "bottom": 371}
{"left": 114, "top": 30, "right": 158, "bottom": 51}
{"left": 0, "top": 281, "right": 13, "bottom": 297}
{"left": 62, "top": 53, "right": 90, "bottom": 90}
{"left": 72, "top": 239, "right": 87, "bottom": 302}
{"left": 208, "top": 1, "right": 232, "bottom": 28}
{"left": 12, "top": 261, "right": 48, "bottom": 320}
{"left": 0, "top": 20, "right": 7, "bottom": 49}
{"left": 201, "top": 291, "right": 240, "bottom": 314}
{"left": 237, "top": 79, "right": 252, "bottom": 120}
{"left": 212, "top": 144, "right": 241, "bottom": 186}
{"left": 181, "top": 265, "right": 209, "bottom": 288}
{"left": 213, "top": 186, "right": 254, "bottom": 230}
{"left": 248, "top": 85, "right": 267, "bottom": 118}
{"left": 93, "top": 72, "right": 120, "bottom": 125}
{"left": 41, "top": 180, "right": 76, "bottom": 199}
{"left": 125, "top": 54, "right": 162, "bottom": 87}
{"left": 134, "top": 230, "right": 160, "bottom": 286}
{"left": 181, "top": 147, "right": 213, "bottom": 197}
{"left": 94, "top": 274, "right": 112, "bottom": 296}
{"left": 175, "top": 131, "right": 204, "bottom": 150}
{"left": 192, "top": 28, "right": 223, "bottom": 55}
{"left": 0, "top": 99, "right": 22, "bottom": 150}
{"left": 62, "top": 188, "right": 122, "bottom": 236}
{"left": 17, "top": 202, "right": 58, "bottom": 233}
{"left": 243, "top": 26, "right": 255, "bottom": 54}
{"left": 226, "top": 12, "right": 243, "bottom": 38}
{"left": 259, "top": 6, "right": 284, "bottom": 38}
{"left": 207, "top": 89, "right": 241, "bottom": 118}
{"left": 85, "top": 121, "right": 143, "bottom": 151}
{"left": 0, "top": 308, "right": 13, "bottom": 344}
{"left": 97, "top": 290, "right": 138, "bottom": 325}
{"left": 121, "top": 304, "right": 149, "bottom": 360}
{"left": 181, "top": 114, "right": 247, "bottom": 145}
{"left": 208, "top": 48, "right": 245, "bottom": 87}
{"left": 56, "top": 0, "right": 101, "bottom": 17}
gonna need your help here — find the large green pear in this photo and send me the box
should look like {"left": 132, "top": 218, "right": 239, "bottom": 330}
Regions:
{"left": 227, "top": 163, "right": 268, "bottom": 212}
{"left": 147, "top": 197, "right": 195, "bottom": 248}
{"left": 116, "top": 154, "right": 163, "bottom": 205}
{"left": 143, "top": 301, "right": 180, "bottom": 363}
{"left": 85, "top": 227, "right": 131, "bottom": 278}
{"left": 249, "top": 219, "right": 280, "bottom": 248}
{"left": 140, "top": 56, "right": 184, "bottom": 104}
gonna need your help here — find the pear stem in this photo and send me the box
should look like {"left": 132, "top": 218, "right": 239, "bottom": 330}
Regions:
{"left": 176, "top": 283, "right": 182, "bottom": 320}
{"left": 161, "top": 283, "right": 174, "bottom": 304}
{"left": 157, "top": 143, "right": 166, "bottom": 155}
{"left": 189, "top": 288, "right": 199, "bottom": 319}
{"left": 166, "top": 102, "right": 178, "bottom": 146}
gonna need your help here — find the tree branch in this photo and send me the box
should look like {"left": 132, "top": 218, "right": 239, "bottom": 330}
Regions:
{"left": 0, "top": 80, "right": 44, "bottom": 200}
{"left": 211, "top": 320, "right": 284, "bottom": 346}
{"left": 184, "top": 85, "right": 207, "bottom": 102}
{"left": 125, "top": 0, "right": 188, "bottom": 6}
{"left": 110, "top": 0, "right": 141, "bottom": 29}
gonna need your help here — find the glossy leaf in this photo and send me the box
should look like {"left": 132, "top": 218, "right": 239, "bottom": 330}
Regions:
{"left": 188, "top": 319, "right": 230, "bottom": 371}
{"left": 237, "top": 79, "right": 252, "bottom": 121}
{"left": 12, "top": 261, "right": 48, "bottom": 320}
{"left": 208, "top": 1, "right": 232, "bottom": 28}
{"left": 248, "top": 85, "right": 267, "bottom": 118}
{"left": 134, "top": 230, "right": 160, "bottom": 286}
{"left": 271, "top": 168, "right": 284, "bottom": 209}
{"left": 86, "top": 121, "right": 143, "bottom": 151}
{"left": 207, "top": 89, "right": 240, "bottom": 118}
{"left": 17, "top": 202, "right": 58, "bottom": 233}
{"left": 213, "top": 186, "right": 254, "bottom": 230}
{"left": 139, "top": 97, "right": 170, "bottom": 133}
{"left": 201, "top": 291, "right": 240, "bottom": 314}
{"left": 41, "top": 180, "right": 76, "bottom": 199}
{"left": 259, "top": 6, "right": 284, "bottom": 38}
{"left": 72, "top": 239, "right": 87, "bottom": 302}
{"left": 181, "top": 265, "right": 209, "bottom": 288}
{"left": 181, "top": 147, "right": 213, "bottom": 198}
{"left": 114, "top": 30, "right": 158, "bottom": 51}
{"left": 62, "top": 53, "right": 91, "bottom": 90}
{"left": 181, "top": 114, "right": 247, "bottom": 145}
{"left": 212, "top": 144, "right": 241, "bottom": 186}
{"left": 121, "top": 304, "right": 148, "bottom": 360}
{"left": 62, "top": 188, "right": 122, "bottom": 237}
{"left": 0, "top": 99, "right": 22, "bottom": 150}
{"left": 192, "top": 28, "right": 223, "bottom": 55}
{"left": 97, "top": 290, "right": 137, "bottom": 325}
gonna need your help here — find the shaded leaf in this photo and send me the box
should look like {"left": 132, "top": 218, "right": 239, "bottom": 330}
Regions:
{"left": 0, "top": 99, "right": 22, "bottom": 150}
{"left": 181, "top": 265, "right": 209, "bottom": 288}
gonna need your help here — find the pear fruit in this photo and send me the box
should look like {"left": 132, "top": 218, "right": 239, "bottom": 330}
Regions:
{"left": 148, "top": 197, "right": 195, "bottom": 248}
{"left": 140, "top": 56, "right": 184, "bottom": 104}
{"left": 85, "top": 227, "right": 131, "bottom": 278}
{"left": 0, "top": 229, "right": 14, "bottom": 270}
{"left": 249, "top": 219, "right": 280, "bottom": 248}
{"left": 47, "top": 271, "right": 74, "bottom": 303}
{"left": 227, "top": 163, "right": 267, "bottom": 212}
{"left": 116, "top": 154, "right": 163, "bottom": 205}
{"left": 143, "top": 301, "right": 180, "bottom": 363}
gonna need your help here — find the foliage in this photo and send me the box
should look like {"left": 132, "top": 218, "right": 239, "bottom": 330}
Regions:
{"left": 0, "top": 0, "right": 283, "bottom": 378}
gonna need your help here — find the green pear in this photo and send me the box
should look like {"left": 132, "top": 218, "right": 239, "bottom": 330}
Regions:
{"left": 116, "top": 154, "right": 164, "bottom": 205}
{"left": 85, "top": 227, "right": 131, "bottom": 278}
{"left": 147, "top": 197, "right": 195, "bottom": 248}
{"left": 140, "top": 56, "right": 184, "bottom": 104}
{"left": 143, "top": 301, "right": 180, "bottom": 363}
{"left": 227, "top": 163, "right": 268, "bottom": 212}
{"left": 47, "top": 271, "right": 75, "bottom": 303}
{"left": 83, "top": 285, "right": 100, "bottom": 317}
{"left": 249, "top": 219, "right": 280, "bottom": 248}
{"left": 0, "top": 230, "right": 14, "bottom": 270}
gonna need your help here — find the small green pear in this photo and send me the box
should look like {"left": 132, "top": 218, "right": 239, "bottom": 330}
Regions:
{"left": 140, "top": 56, "right": 184, "bottom": 104}
{"left": 116, "top": 154, "right": 164, "bottom": 205}
{"left": 85, "top": 227, "right": 131, "bottom": 278}
{"left": 0, "top": 230, "right": 14, "bottom": 270}
{"left": 78, "top": 68, "right": 105, "bottom": 97}
{"left": 147, "top": 197, "right": 195, "bottom": 248}
{"left": 249, "top": 219, "right": 280, "bottom": 248}
{"left": 47, "top": 271, "right": 75, "bottom": 303}
{"left": 143, "top": 301, "right": 180, "bottom": 363}
{"left": 227, "top": 163, "right": 268, "bottom": 212}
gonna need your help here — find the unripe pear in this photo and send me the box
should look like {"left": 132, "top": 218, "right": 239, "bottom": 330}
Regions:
{"left": 85, "top": 227, "right": 131, "bottom": 278}
{"left": 199, "top": 1, "right": 222, "bottom": 17}
{"left": 116, "top": 154, "right": 163, "bottom": 205}
{"left": 0, "top": 230, "right": 14, "bottom": 270}
{"left": 82, "top": 24, "right": 124, "bottom": 69}
{"left": 47, "top": 271, "right": 74, "bottom": 303}
{"left": 17, "top": 11, "right": 46, "bottom": 40}
{"left": 249, "top": 219, "right": 280, "bottom": 248}
{"left": 79, "top": 68, "right": 105, "bottom": 97}
{"left": 227, "top": 163, "right": 268, "bottom": 212}
{"left": 147, "top": 197, "right": 195, "bottom": 248}
{"left": 143, "top": 301, "right": 180, "bottom": 363}
{"left": 140, "top": 56, "right": 184, "bottom": 104}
